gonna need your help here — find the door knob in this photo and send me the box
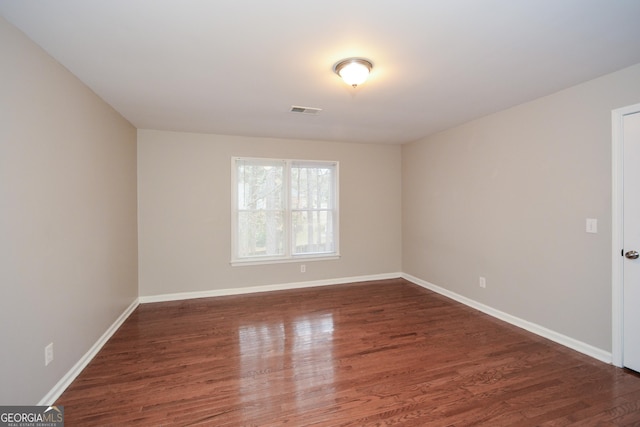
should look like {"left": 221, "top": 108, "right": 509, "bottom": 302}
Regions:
{"left": 625, "top": 250, "right": 639, "bottom": 259}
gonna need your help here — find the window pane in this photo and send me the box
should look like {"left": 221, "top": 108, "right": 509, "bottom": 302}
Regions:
{"left": 292, "top": 210, "right": 334, "bottom": 254}
{"left": 233, "top": 157, "right": 337, "bottom": 263}
{"left": 237, "top": 210, "right": 284, "bottom": 258}
{"left": 291, "top": 165, "right": 334, "bottom": 210}
{"left": 237, "top": 161, "right": 284, "bottom": 210}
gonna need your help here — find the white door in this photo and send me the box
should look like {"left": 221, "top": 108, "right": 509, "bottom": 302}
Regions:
{"left": 623, "top": 111, "right": 640, "bottom": 372}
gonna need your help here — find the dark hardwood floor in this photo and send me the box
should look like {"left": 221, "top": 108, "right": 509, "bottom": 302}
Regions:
{"left": 56, "top": 278, "right": 640, "bottom": 426}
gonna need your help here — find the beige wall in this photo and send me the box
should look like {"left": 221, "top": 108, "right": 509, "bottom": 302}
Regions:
{"left": 0, "top": 17, "right": 138, "bottom": 404}
{"left": 403, "top": 63, "right": 640, "bottom": 352}
{"left": 137, "top": 130, "right": 402, "bottom": 297}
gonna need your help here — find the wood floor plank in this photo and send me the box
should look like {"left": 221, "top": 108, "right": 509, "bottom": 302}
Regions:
{"left": 56, "top": 279, "right": 640, "bottom": 425}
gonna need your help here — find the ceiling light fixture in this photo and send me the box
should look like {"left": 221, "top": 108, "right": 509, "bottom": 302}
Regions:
{"left": 334, "top": 58, "right": 373, "bottom": 88}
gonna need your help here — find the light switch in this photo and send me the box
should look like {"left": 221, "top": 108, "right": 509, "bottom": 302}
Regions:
{"left": 586, "top": 218, "right": 598, "bottom": 234}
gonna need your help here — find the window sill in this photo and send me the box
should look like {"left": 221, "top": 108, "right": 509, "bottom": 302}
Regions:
{"left": 231, "top": 254, "right": 341, "bottom": 267}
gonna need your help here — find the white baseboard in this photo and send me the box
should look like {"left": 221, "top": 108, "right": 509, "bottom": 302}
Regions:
{"left": 38, "top": 298, "right": 140, "bottom": 405}
{"left": 139, "top": 272, "right": 402, "bottom": 303}
{"left": 402, "top": 273, "right": 612, "bottom": 364}
{"left": 39, "top": 272, "right": 612, "bottom": 405}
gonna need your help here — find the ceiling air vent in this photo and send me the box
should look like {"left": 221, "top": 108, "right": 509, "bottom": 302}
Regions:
{"left": 290, "top": 105, "right": 322, "bottom": 115}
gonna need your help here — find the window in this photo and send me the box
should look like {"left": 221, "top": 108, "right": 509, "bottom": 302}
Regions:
{"left": 232, "top": 157, "right": 339, "bottom": 264}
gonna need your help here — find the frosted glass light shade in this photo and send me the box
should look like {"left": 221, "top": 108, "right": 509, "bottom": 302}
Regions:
{"left": 334, "top": 58, "right": 373, "bottom": 87}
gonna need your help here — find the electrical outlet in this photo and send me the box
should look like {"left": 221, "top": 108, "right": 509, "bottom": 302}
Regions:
{"left": 300, "top": 264, "right": 306, "bottom": 273}
{"left": 45, "top": 343, "right": 54, "bottom": 366}
{"left": 479, "top": 277, "right": 486, "bottom": 289}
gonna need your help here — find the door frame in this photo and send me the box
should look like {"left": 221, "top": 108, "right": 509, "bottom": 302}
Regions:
{"left": 612, "top": 102, "right": 640, "bottom": 367}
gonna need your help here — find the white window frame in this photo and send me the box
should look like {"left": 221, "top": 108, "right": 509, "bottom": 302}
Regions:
{"left": 231, "top": 157, "right": 340, "bottom": 266}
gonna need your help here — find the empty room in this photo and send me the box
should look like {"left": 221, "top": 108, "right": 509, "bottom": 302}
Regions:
{"left": 3, "top": 1, "right": 640, "bottom": 425}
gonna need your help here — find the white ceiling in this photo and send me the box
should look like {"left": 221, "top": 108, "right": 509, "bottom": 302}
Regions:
{"left": 2, "top": 1, "right": 640, "bottom": 145}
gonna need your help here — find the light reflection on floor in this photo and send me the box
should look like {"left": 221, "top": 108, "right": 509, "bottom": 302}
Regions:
{"left": 238, "top": 313, "right": 335, "bottom": 417}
